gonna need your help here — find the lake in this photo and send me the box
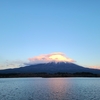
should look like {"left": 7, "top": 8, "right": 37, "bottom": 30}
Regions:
{"left": 0, "top": 78, "right": 100, "bottom": 100}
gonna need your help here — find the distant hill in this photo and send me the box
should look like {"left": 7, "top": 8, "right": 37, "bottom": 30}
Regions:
{"left": 0, "top": 62, "right": 100, "bottom": 74}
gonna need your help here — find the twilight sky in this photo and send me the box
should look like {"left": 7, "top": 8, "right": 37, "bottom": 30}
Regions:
{"left": 0, "top": 0, "right": 100, "bottom": 69}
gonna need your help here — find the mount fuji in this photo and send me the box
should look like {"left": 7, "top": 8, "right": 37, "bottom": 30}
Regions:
{"left": 0, "top": 62, "right": 100, "bottom": 74}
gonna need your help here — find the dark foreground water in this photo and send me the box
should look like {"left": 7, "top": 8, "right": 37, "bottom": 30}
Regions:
{"left": 0, "top": 78, "right": 100, "bottom": 100}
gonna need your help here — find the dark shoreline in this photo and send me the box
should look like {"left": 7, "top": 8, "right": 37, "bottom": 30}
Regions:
{"left": 0, "top": 72, "right": 100, "bottom": 78}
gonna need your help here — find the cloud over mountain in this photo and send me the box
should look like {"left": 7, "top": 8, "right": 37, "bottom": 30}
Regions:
{"left": 28, "top": 52, "right": 75, "bottom": 64}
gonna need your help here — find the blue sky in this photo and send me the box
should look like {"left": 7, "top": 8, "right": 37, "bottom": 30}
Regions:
{"left": 0, "top": 0, "right": 100, "bottom": 69}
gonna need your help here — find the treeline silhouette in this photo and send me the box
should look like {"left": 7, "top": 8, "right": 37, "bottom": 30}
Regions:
{"left": 0, "top": 72, "right": 100, "bottom": 78}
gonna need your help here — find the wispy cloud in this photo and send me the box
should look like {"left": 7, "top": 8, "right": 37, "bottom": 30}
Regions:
{"left": 0, "top": 60, "right": 25, "bottom": 69}
{"left": 89, "top": 66, "right": 100, "bottom": 69}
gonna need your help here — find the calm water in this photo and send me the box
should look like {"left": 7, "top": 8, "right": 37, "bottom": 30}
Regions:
{"left": 0, "top": 78, "right": 100, "bottom": 100}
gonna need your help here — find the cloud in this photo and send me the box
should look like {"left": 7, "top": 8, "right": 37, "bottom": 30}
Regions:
{"left": 0, "top": 60, "right": 26, "bottom": 69}
{"left": 0, "top": 65, "right": 3, "bottom": 68}
{"left": 89, "top": 66, "right": 100, "bottom": 69}
{"left": 28, "top": 52, "right": 75, "bottom": 64}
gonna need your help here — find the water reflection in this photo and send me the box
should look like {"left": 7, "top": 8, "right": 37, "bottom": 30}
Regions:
{"left": 48, "top": 78, "right": 70, "bottom": 100}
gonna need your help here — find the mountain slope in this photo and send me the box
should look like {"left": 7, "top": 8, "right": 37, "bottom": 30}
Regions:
{"left": 0, "top": 62, "right": 100, "bottom": 74}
